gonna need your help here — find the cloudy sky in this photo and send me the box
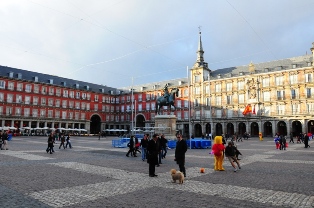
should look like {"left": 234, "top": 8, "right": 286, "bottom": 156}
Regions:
{"left": 0, "top": 0, "right": 313, "bottom": 88}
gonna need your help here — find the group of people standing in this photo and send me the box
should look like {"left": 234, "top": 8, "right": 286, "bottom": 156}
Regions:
{"left": 46, "top": 132, "right": 72, "bottom": 154}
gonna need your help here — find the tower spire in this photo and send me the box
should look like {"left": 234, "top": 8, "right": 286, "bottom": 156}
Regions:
{"left": 196, "top": 28, "right": 204, "bottom": 63}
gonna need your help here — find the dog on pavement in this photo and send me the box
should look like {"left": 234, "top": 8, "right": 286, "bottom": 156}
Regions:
{"left": 170, "top": 169, "right": 184, "bottom": 184}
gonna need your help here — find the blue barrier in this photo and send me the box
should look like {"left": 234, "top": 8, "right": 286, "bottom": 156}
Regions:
{"left": 8, "top": 134, "right": 13, "bottom": 141}
{"left": 167, "top": 140, "right": 177, "bottom": 149}
{"left": 187, "top": 139, "right": 211, "bottom": 149}
{"left": 200, "top": 140, "right": 211, "bottom": 148}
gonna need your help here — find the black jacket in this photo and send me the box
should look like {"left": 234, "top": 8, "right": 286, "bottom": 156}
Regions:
{"left": 147, "top": 139, "right": 160, "bottom": 165}
{"left": 225, "top": 145, "right": 236, "bottom": 157}
{"left": 175, "top": 139, "right": 187, "bottom": 163}
{"left": 140, "top": 138, "right": 148, "bottom": 148}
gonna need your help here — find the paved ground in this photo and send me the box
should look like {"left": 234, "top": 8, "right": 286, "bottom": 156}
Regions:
{"left": 0, "top": 136, "right": 313, "bottom": 208}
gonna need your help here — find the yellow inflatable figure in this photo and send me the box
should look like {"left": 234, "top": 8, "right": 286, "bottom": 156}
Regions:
{"left": 212, "top": 136, "right": 225, "bottom": 171}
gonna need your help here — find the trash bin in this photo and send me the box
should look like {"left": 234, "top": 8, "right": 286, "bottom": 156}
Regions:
{"left": 8, "top": 134, "right": 13, "bottom": 141}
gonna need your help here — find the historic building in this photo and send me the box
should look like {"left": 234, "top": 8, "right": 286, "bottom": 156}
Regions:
{"left": 1, "top": 33, "right": 314, "bottom": 137}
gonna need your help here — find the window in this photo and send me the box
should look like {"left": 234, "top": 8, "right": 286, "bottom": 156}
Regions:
{"left": 138, "top": 94, "right": 142, "bottom": 102}
{"left": 227, "top": 95, "right": 232, "bottom": 104}
{"left": 24, "top": 108, "right": 30, "bottom": 117}
{"left": 177, "top": 100, "right": 181, "bottom": 108}
{"left": 291, "top": 89, "right": 296, "bottom": 99}
{"left": 0, "top": 80, "right": 5, "bottom": 89}
{"left": 237, "top": 81, "right": 244, "bottom": 90}
{"left": 195, "top": 87, "right": 200, "bottom": 94}
{"left": 94, "top": 95, "right": 98, "bottom": 101}
{"left": 121, "top": 115, "right": 124, "bottom": 121}
{"left": 110, "top": 106, "right": 114, "bottom": 112}
{"left": 263, "top": 91, "right": 270, "bottom": 102}
{"left": 121, "top": 105, "right": 124, "bottom": 112}
{"left": 8, "top": 82, "right": 14, "bottom": 90}
{"left": 184, "top": 111, "right": 188, "bottom": 119}
{"left": 115, "top": 98, "right": 119, "bottom": 104}
{"left": 62, "top": 100, "right": 67, "bottom": 108}
{"left": 195, "top": 75, "right": 200, "bottom": 83}
{"left": 111, "top": 97, "right": 115, "bottom": 103}
{"left": 16, "top": 95, "right": 22, "bottom": 103}
{"left": 55, "top": 111, "right": 60, "bottom": 118}
{"left": 62, "top": 111, "right": 67, "bottom": 119}
{"left": 86, "top": 103, "right": 90, "bottom": 110}
{"left": 194, "top": 98, "right": 200, "bottom": 107}
{"left": 82, "top": 93, "right": 86, "bottom": 99}
{"left": 205, "top": 110, "right": 210, "bottom": 118}
{"left": 215, "top": 84, "right": 221, "bottom": 92}
{"left": 226, "top": 83, "right": 232, "bottom": 91}
{"left": 238, "top": 94, "right": 244, "bottom": 104}
{"left": 307, "top": 88, "right": 313, "bottom": 98}
{"left": 289, "top": 74, "right": 297, "bottom": 84}
{"left": 184, "top": 89, "right": 188, "bottom": 97}
{"left": 41, "top": 98, "right": 46, "bottom": 105}
{"left": 15, "top": 107, "right": 21, "bottom": 116}
{"left": 146, "top": 103, "right": 150, "bottom": 110}
{"left": 69, "top": 101, "right": 74, "bottom": 108}
{"left": 138, "top": 104, "right": 142, "bottom": 111}
{"left": 151, "top": 103, "right": 155, "bottom": 110}
{"left": 291, "top": 104, "right": 300, "bottom": 114}
{"left": 0, "top": 93, "right": 3, "bottom": 102}
{"left": 275, "top": 76, "right": 283, "bottom": 86}
{"left": 63, "top": 90, "right": 68, "bottom": 98}
{"left": 87, "top": 93, "right": 91, "bottom": 100}
{"left": 94, "top": 104, "right": 98, "bottom": 111}
{"left": 25, "top": 96, "right": 30, "bottom": 104}
{"left": 262, "top": 78, "right": 270, "bottom": 87}
{"left": 17, "top": 83, "right": 23, "bottom": 91}
{"left": 276, "top": 104, "right": 285, "bottom": 115}
{"left": 215, "top": 96, "right": 221, "bottom": 106}
{"left": 305, "top": 73, "right": 312, "bottom": 83}
{"left": 41, "top": 86, "right": 46, "bottom": 94}
{"left": 106, "top": 115, "right": 110, "bottom": 121}
{"left": 76, "top": 92, "right": 80, "bottom": 99}
{"left": 116, "top": 106, "right": 119, "bottom": 112}
{"left": 48, "top": 110, "right": 53, "bottom": 118}
{"left": 69, "top": 112, "right": 73, "bottom": 119}
{"left": 7, "top": 94, "right": 13, "bottom": 103}
{"left": 195, "top": 111, "right": 200, "bottom": 119}
{"left": 277, "top": 90, "right": 285, "bottom": 100}
{"left": 34, "top": 85, "right": 39, "bottom": 93}
{"left": 77, "top": 102, "right": 81, "bottom": 109}
{"left": 56, "top": 100, "right": 60, "bottom": 107}
{"left": 307, "top": 103, "right": 314, "bottom": 113}
{"left": 102, "top": 105, "right": 106, "bottom": 112}
{"left": 56, "top": 88, "right": 61, "bottom": 96}
{"left": 49, "top": 87, "right": 54, "bottom": 95}
{"left": 40, "top": 109, "right": 46, "bottom": 117}
{"left": 69, "top": 91, "right": 74, "bottom": 98}
{"left": 25, "top": 84, "right": 32, "bottom": 92}
{"left": 5, "top": 107, "right": 12, "bottom": 116}
{"left": 48, "top": 98, "right": 53, "bottom": 106}
{"left": 75, "top": 112, "right": 79, "bottom": 120}
{"left": 205, "top": 97, "right": 210, "bottom": 106}
{"left": 121, "top": 96, "right": 125, "bottom": 103}
{"left": 32, "top": 109, "right": 38, "bottom": 117}
{"left": 81, "top": 113, "right": 85, "bottom": 120}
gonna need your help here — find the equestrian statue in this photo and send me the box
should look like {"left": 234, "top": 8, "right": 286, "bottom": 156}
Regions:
{"left": 155, "top": 84, "right": 179, "bottom": 115}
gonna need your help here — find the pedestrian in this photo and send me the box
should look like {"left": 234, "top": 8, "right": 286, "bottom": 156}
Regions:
{"left": 59, "top": 134, "right": 66, "bottom": 149}
{"left": 304, "top": 133, "right": 310, "bottom": 148}
{"left": 46, "top": 133, "right": 54, "bottom": 154}
{"left": 282, "top": 136, "right": 287, "bottom": 150}
{"left": 126, "top": 136, "right": 135, "bottom": 157}
{"left": 289, "top": 132, "right": 294, "bottom": 143}
{"left": 1, "top": 130, "right": 9, "bottom": 150}
{"left": 225, "top": 142, "right": 241, "bottom": 172}
{"left": 134, "top": 137, "right": 141, "bottom": 156}
{"left": 160, "top": 134, "right": 168, "bottom": 159}
{"left": 0, "top": 131, "right": 3, "bottom": 150}
{"left": 140, "top": 134, "right": 149, "bottom": 161}
{"left": 174, "top": 134, "right": 187, "bottom": 177}
{"left": 65, "top": 134, "right": 72, "bottom": 148}
{"left": 147, "top": 134, "right": 160, "bottom": 177}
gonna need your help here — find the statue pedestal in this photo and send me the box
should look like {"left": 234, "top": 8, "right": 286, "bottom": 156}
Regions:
{"left": 154, "top": 115, "right": 177, "bottom": 139}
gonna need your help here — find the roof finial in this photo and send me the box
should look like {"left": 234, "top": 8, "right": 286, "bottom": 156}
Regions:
{"left": 198, "top": 25, "right": 202, "bottom": 34}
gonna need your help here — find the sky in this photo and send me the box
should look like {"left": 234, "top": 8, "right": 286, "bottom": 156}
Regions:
{"left": 0, "top": 0, "right": 314, "bottom": 89}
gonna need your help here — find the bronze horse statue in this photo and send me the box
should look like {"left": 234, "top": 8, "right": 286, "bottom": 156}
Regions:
{"left": 155, "top": 88, "right": 179, "bottom": 115}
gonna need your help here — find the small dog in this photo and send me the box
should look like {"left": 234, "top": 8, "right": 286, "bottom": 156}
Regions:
{"left": 170, "top": 169, "right": 184, "bottom": 184}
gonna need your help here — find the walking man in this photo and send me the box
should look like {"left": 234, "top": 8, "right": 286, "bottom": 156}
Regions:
{"left": 174, "top": 134, "right": 187, "bottom": 177}
{"left": 147, "top": 134, "right": 160, "bottom": 177}
{"left": 140, "top": 134, "right": 149, "bottom": 161}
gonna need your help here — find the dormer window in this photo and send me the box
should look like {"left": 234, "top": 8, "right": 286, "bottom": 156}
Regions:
{"left": 239, "top": 72, "right": 243, "bottom": 76}
{"left": 74, "top": 83, "right": 79, "bottom": 89}
{"left": 34, "top": 76, "right": 38, "bottom": 82}
{"left": 17, "top": 73, "right": 22, "bottom": 79}
{"left": 61, "top": 81, "right": 66, "bottom": 86}
{"left": 48, "top": 79, "right": 53, "bottom": 84}
{"left": 84, "top": 85, "right": 89, "bottom": 90}
{"left": 264, "top": 68, "right": 269, "bottom": 72}
{"left": 292, "top": 64, "right": 297, "bottom": 69}
{"left": 217, "top": 74, "right": 221, "bottom": 79}
{"left": 8, "top": 72, "right": 14, "bottom": 78}
{"left": 276, "top": 66, "right": 282, "bottom": 70}
{"left": 99, "top": 88, "right": 105, "bottom": 93}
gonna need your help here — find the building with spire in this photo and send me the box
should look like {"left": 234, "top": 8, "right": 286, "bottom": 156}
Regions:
{"left": 0, "top": 34, "right": 314, "bottom": 138}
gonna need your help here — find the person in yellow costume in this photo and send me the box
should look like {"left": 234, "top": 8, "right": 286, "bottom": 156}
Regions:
{"left": 212, "top": 136, "right": 225, "bottom": 171}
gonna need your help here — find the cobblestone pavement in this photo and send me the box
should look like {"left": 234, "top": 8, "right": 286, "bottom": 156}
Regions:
{"left": 0, "top": 136, "right": 313, "bottom": 208}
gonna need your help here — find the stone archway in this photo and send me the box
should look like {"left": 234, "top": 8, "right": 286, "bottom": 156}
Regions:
{"left": 308, "top": 120, "right": 314, "bottom": 134}
{"left": 205, "top": 123, "right": 211, "bottom": 134}
{"left": 215, "top": 123, "right": 223, "bottom": 136}
{"left": 238, "top": 122, "right": 246, "bottom": 136}
{"left": 90, "top": 114, "right": 101, "bottom": 134}
{"left": 226, "top": 123, "right": 234, "bottom": 136}
{"left": 194, "top": 123, "right": 202, "bottom": 137}
{"left": 135, "top": 114, "right": 145, "bottom": 128}
{"left": 263, "top": 121, "right": 273, "bottom": 137}
{"left": 277, "top": 121, "right": 287, "bottom": 136}
{"left": 250, "top": 122, "right": 259, "bottom": 136}
{"left": 292, "top": 120, "right": 302, "bottom": 136}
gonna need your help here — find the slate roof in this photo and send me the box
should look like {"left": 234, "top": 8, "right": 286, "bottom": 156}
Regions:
{"left": 0, "top": 65, "right": 117, "bottom": 94}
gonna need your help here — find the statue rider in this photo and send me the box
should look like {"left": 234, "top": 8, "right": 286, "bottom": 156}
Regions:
{"left": 163, "top": 84, "right": 170, "bottom": 104}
